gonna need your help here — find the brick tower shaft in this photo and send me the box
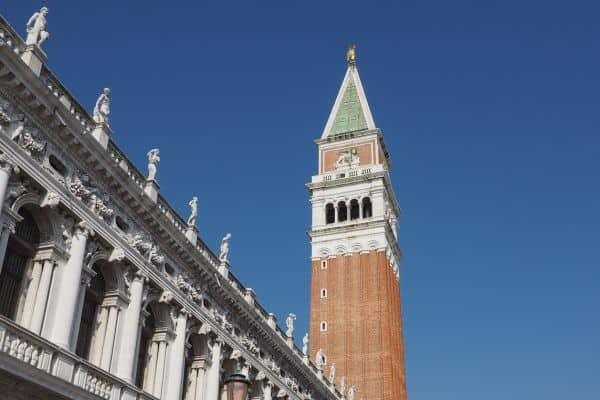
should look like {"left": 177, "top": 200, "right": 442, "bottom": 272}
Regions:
{"left": 307, "top": 51, "right": 407, "bottom": 400}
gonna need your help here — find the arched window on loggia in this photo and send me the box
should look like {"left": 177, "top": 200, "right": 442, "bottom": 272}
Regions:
{"left": 0, "top": 208, "right": 40, "bottom": 321}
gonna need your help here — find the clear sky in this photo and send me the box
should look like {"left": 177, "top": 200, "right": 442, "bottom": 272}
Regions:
{"left": 3, "top": 1, "right": 599, "bottom": 399}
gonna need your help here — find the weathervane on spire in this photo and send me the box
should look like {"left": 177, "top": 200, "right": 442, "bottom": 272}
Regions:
{"left": 346, "top": 45, "right": 356, "bottom": 65}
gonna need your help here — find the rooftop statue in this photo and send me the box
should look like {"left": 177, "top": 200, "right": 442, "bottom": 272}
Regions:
{"left": 347, "top": 384, "right": 357, "bottom": 400}
{"left": 25, "top": 7, "right": 49, "bottom": 47}
{"left": 219, "top": 233, "right": 231, "bottom": 263}
{"left": 187, "top": 196, "right": 198, "bottom": 227}
{"left": 146, "top": 148, "right": 160, "bottom": 181}
{"left": 315, "top": 348, "right": 325, "bottom": 370}
{"left": 93, "top": 88, "right": 111, "bottom": 125}
{"left": 302, "top": 333, "right": 309, "bottom": 355}
{"left": 328, "top": 362, "right": 336, "bottom": 385}
{"left": 285, "top": 313, "right": 296, "bottom": 337}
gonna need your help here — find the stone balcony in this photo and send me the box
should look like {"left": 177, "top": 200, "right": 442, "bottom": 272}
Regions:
{"left": 0, "top": 315, "right": 156, "bottom": 400}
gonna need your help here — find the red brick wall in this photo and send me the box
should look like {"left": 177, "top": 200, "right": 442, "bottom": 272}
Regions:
{"left": 309, "top": 251, "right": 407, "bottom": 400}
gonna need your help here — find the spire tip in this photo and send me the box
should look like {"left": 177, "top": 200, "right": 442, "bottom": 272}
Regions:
{"left": 346, "top": 45, "right": 356, "bottom": 66}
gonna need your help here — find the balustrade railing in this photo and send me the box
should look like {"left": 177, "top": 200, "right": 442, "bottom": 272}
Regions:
{"left": 0, "top": 316, "right": 157, "bottom": 400}
{"left": 314, "top": 164, "right": 382, "bottom": 184}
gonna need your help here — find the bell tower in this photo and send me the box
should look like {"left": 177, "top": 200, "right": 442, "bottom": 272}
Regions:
{"left": 308, "top": 49, "right": 407, "bottom": 400}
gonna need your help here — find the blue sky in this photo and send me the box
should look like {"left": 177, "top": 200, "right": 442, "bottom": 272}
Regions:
{"left": 3, "top": 1, "right": 599, "bottom": 399}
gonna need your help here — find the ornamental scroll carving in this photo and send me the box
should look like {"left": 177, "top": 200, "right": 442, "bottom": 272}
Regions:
{"left": 241, "top": 334, "right": 260, "bottom": 356}
{"left": 174, "top": 274, "right": 202, "bottom": 303}
{"left": 68, "top": 174, "right": 113, "bottom": 222}
{"left": 125, "top": 232, "right": 165, "bottom": 268}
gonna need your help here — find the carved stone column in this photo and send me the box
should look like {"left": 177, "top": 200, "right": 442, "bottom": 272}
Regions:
{"left": 19, "top": 259, "right": 43, "bottom": 329}
{"left": 164, "top": 310, "right": 189, "bottom": 400}
{"left": 262, "top": 380, "right": 274, "bottom": 400}
{"left": 186, "top": 356, "right": 210, "bottom": 400}
{"left": 46, "top": 222, "right": 93, "bottom": 349}
{"left": 29, "top": 258, "right": 56, "bottom": 334}
{"left": 66, "top": 269, "right": 93, "bottom": 349}
{"left": 0, "top": 219, "right": 15, "bottom": 272}
{"left": 95, "top": 294, "right": 126, "bottom": 371}
{"left": 143, "top": 329, "right": 171, "bottom": 398}
{"left": 115, "top": 270, "right": 146, "bottom": 382}
{"left": 205, "top": 338, "right": 223, "bottom": 400}
{"left": 153, "top": 333, "right": 169, "bottom": 397}
{"left": 0, "top": 155, "right": 16, "bottom": 214}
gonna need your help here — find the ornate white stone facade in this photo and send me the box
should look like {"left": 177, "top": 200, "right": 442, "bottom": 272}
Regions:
{"left": 0, "top": 12, "right": 342, "bottom": 400}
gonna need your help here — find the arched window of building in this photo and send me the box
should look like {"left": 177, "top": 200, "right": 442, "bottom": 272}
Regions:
{"left": 321, "top": 288, "right": 328, "bottom": 298}
{"left": 338, "top": 201, "right": 347, "bottom": 222}
{"left": 325, "top": 203, "right": 335, "bottom": 224}
{"left": 362, "top": 197, "right": 372, "bottom": 218}
{"left": 75, "top": 265, "right": 105, "bottom": 359}
{"left": 0, "top": 208, "right": 40, "bottom": 320}
{"left": 350, "top": 199, "right": 360, "bottom": 220}
{"left": 320, "top": 321, "right": 328, "bottom": 332}
{"left": 320, "top": 260, "right": 328, "bottom": 270}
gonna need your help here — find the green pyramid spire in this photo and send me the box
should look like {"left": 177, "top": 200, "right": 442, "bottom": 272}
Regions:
{"left": 321, "top": 58, "right": 376, "bottom": 139}
{"left": 328, "top": 74, "right": 368, "bottom": 136}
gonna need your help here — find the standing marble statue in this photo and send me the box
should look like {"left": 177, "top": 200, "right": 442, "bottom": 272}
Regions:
{"left": 219, "top": 233, "right": 231, "bottom": 262}
{"left": 315, "top": 348, "right": 325, "bottom": 370}
{"left": 25, "top": 7, "right": 49, "bottom": 47}
{"left": 329, "top": 363, "right": 336, "bottom": 385}
{"left": 187, "top": 196, "right": 198, "bottom": 226}
{"left": 93, "top": 88, "right": 111, "bottom": 125}
{"left": 146, "top": 148, "right": 160, "bottom": 181}
{"left": 285, "top": 313, "right": 296, "bottom": 337}
{"left": 302, "top": 333, "right": 309, "bottom": 356}
{"left": 347, "top": 385, "right": 357, "bottom": 400}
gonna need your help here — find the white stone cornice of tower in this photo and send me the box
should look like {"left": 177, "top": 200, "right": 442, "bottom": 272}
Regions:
{"left": 320, "top": 63, "right": 376, "bottom": 139}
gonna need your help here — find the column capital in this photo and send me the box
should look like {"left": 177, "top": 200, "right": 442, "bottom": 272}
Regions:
{"left": 1, "top": 219, "right": 16, "bottom": 234}
{"left": 0, "top": 153, "right": 18, "bottom": 174}
{"left": 126, "top": 266, "right": 148, "bottom": 284}
{"left": 74, "top": 221, "right": 94, "bottom": 238}
{"left": 191, "top": 355, "right": 211, "bottom": 370}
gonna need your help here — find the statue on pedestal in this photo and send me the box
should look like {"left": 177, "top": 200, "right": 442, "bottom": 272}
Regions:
{"left": 302, "top": 333, "right": 309, "bottom": 356}
{"left": 285, "top": 313, "right": 296, "bottom": 337}
{"left": 146, "top": 148, "right": 160, "bottom": 181}
{"left": 187, "top": 196, "right": 198, "bottom": 226}
{"left": 25, "top": 7, "right": 49, "bottom": 47}
{"left": 315, "top": 348, "right": 325, "bottom": 370}
{"left": 93, "top": 88, "right": 111, "bottom": 125}
{"left": 328, "top": 363, "right": 336, "bottom": 385}
{"left": 347, "top": 385, "right": 357, "bottom": 400}
{"left": 219, "top": 233, "right": 231, "bottom": 263}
